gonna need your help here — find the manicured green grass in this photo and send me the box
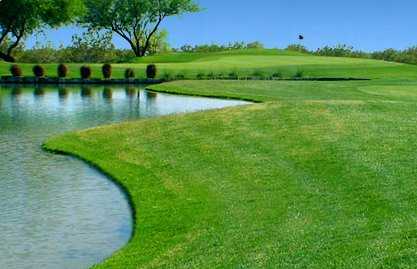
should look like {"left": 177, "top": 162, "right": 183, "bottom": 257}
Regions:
{"left": 44, "top": 79, "right": 417, "bottom": 268}
{"left": 2, "top": 49, "right": 417, "bottom": 79}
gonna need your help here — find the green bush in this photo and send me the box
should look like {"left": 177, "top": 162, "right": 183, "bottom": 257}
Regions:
{"left": 102, "top": 64, "right": 112, "bottom": 79}
{"left": 57, "top": 64, "right": 69, "bottom": 78}
{"left": 80, "top": 66, "right": 92, "bottom": 79}
{"left": 10, "top": 65, "right": 22, "bottom": 77}
{"left": 286, "top": 44, "right": 309, "bottom": 53}
{"left": 228, "top": 71, "right": 239, "bottom": 80}
{"left": 146, "top": 64, "right": 157, "bottom": 79}
{"left": 33, "top": 65, "right": 45, "bottom": 78}
{"left": 252, "top": 70, "right": 265, "bottom": 79}
{"left": 272, "top": 72, "right": 282, "bottom": 79}
{"left": 293, "top": 70, "right": 304, "bottom": 79}
{"left": 162, "top": 72, "right": 173, "bottom": 81}
{"left": 196, "top": 72, "right": 205, "bottom": 80}
{"left": 207, "top": 72, "right": 215, "bottom": 80}
{"left": 124, "top": 68, "right": 135, "bottom": 79}
{"left": 175, "top": 73, "right": 185, "bottom": 80}
{"left": 216, "top": 72, "right": 225, "bottom": 79}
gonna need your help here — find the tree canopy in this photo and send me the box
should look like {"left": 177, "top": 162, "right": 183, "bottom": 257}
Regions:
{"left": 82, "top": 0, "right": 199, "bottom": 57}
{"left": 0, "top": 0, "right": 83, "bottom": 62}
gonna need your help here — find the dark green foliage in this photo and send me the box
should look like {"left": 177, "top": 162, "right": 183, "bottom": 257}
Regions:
{"left": 207, "top": 72, "right": 215, "bottom": 80}
{"left": 286, "top": 44, "right": 309, "bottom": 53}
{"left": 57, "top": 64, "right": 68, "bottom": 78}
{"left": 314, "top": 44, "right": 368, "bottom": 58}
{"left": 228, "top": 71, "right": 239, "bottom": 80}
{"left": 272, "top": 72, "right": 282, "bottom": 79}
{"left": 162, "top": 72, "right": 173, "bottom": 81}
{"left": 252, "top": 70, "right": 265, "bottom": 79}
{"left": 124, "top": 68, "right": 135, "bottom": 79}
{"left": 146, "top": 64, "right": 157, "bottom": 79}
{"left": 80, "top": 66, "right": 92, "bottom": 79}
{"left": 196, "top": 72, "right": 205, "bottom": 80}
{"left": 294, "top": 70, "right": 304, "bottom": 78}
{"left": 175, "top": 73, "right": 185, "bottom": 80}
{"left": 10, "top": 65, "right": 22, "bottom": 77}
{"left": 33, "top": 65, "right": 45, "bottom": 77}
{"left": 82, "top": 0, "right": 199, "bottom": 57}
{"left": 178, "top": 41, "right": 264, "bottom": 53}
{"left": 102, "top": 64, "right": 112, "bottom": 79}
{"left": 0, "top": 0, "right": 83, "bottom": 62}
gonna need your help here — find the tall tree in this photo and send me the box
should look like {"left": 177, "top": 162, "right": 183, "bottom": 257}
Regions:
{"left": 82, "top": 0, "right": 199, "bottom": 57}
{"left": 0, "top": 0, "right": 83, "bottom": 62}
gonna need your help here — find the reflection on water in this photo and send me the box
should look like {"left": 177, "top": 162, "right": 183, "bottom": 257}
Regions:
{"left": 0, "top": 85, "right": 248, "bottom": 269}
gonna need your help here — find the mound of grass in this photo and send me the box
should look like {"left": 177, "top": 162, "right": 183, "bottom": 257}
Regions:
{"left": 44, "top": 79, "right": 417, "bottom": 268}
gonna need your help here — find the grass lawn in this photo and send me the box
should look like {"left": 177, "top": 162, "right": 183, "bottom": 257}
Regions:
{"left": 44, "top": 77, "right": 417, "bottom": 268}
{"left": 2, "top": 49, "right": 417, "bottom": 80}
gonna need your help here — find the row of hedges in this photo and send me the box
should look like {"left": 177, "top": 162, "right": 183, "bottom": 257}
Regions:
{"left": 8, "top": 64, "right": 158, "bottom": 80}
{"left": 7, "top": 64, "right": 308, "bottom": 82}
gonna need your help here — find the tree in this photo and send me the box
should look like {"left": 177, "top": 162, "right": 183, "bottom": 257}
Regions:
{"left": 147, "top": 30, "right": 171, "bottom": 55}
{"left": 82, "top": 0, "right": 199, "bottom": 57}
{"left": 0, "top": 0, "right": 83, "bottom": 62}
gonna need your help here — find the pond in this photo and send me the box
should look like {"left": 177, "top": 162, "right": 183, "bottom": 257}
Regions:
{"left": 0, "top": 85, "right": 248, "bottom": 269}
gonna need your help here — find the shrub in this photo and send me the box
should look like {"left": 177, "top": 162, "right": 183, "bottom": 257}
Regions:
{"left": 196, "top": 72, "right": 205, "bottom": 80}
{"left": 228, "top": 71, "right": 239, "bottom": 80}
{"left": 286, "top": 44, "right": 309, "bottom": 53}
{"left": 57, "top": 64, "right": 69, "bottom": 78}
{"left": 33, "top": 65, "right": 45, "bottom": 78}
{"left": 10, "top": 65, "right": 22, "bottom": 77}
{"left": 252, "top": 70, "right": 265, "bottom": 79}
{"left": 293, "top": 70, "right": 304, "bottom": 78}
{"left": 207, "top": 72, "right": 215, "bottom": 80}
{"left": 175, "top": 73, "right": 185, "bottom": 80}
{"left": 162, "top": 72, "right": 173, "bottom": 81}
{"left": 80, "top": 66, "right": 92, "bottom": 79}
{"left": 216, "top": 72, "right": 225, "bottom": 79}
{"left": 124, "top": 68, "right": 135, "bottom": 79}
{"left": 102, "top": 63, "right": 112, "bottom": 79}
{"left": 272, "top": 72, "right": 282, "bottom": 79}
{"left": 146, "top": 64, "right": 157, "bottom": 79}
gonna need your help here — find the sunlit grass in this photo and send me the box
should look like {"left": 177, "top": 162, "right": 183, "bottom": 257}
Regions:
{"left": 44, "top": 79, "right": 417, "bottom": 268}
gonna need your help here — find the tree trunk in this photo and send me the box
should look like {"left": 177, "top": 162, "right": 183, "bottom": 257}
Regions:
{"left": 0, "top": 52, "right": 16, "bottom": 62}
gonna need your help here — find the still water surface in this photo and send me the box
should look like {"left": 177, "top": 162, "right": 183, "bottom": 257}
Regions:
{"left": 0, "top": 85, "right": 248, "bottom": 269}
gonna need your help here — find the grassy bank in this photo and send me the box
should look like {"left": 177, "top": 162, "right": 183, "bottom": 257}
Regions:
{"left": 44, "top": 78, "right": 417, "bottom": 268}
{"left": 3, "top": 49, "right": 417, "bottom": 80}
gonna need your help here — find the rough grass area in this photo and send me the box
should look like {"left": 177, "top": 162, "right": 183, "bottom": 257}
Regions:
{"left": 2, "top": 49, "right": 417, "bottom": 80}
{"left": 44, "top": 79, "right": 417, "bottom": 268}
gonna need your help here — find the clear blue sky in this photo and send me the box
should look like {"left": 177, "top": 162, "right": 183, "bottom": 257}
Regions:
{"left": 27, "top": 0, "right": 417, "bottom": 51}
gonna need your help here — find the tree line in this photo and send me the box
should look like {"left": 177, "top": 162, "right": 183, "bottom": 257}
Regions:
{"left": 287, "top": 44, "right": 417, "bottom": 66}
{"left": 0, "top": 0, "right": 199, "bottom": 62}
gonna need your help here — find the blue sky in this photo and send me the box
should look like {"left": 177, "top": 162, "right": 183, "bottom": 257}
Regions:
{"left": 27, "top": 0, "right": 417, "bottom": 51}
